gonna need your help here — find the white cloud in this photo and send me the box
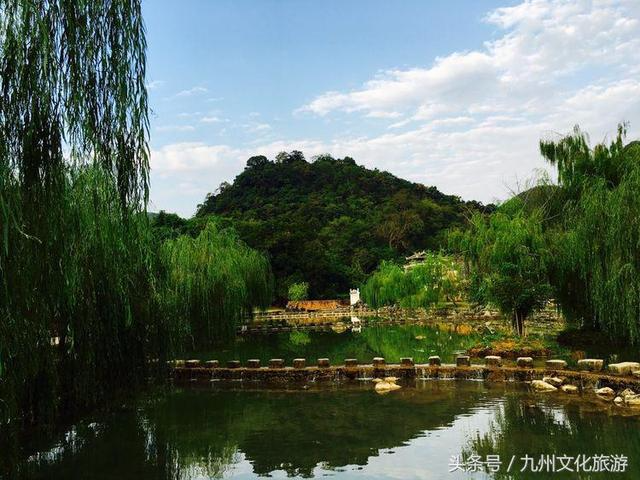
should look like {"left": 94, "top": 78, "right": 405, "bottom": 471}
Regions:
{"left": 200, "top": 115, "right": 224, "bottom": 123}
{"left": 150, "top": 0, "right": 640, "bottom": 217}
{"left": 174, "top": 86, "right": 208, "bottom": 97}
{"left": 155, "top": 125, "right": 196, "bottom": 132}
{"left": 146, "top": 79, "right": 165, "bottom": 90}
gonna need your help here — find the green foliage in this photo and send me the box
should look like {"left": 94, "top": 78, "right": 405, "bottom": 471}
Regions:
{"left": 159, "top": 222, "right": 273, "bottom": 349}
{"left": 541, "top": 125, "right": 640, "bottom": 342}
{"left": 450, "top": 205, "right": 552, "bottom": 335}
{"left": 361, "top": 254, "right": 463, "bottom": 309}
{"left": 0, "top": 0, "right": 151, "bottom": 429}
{"left": 287, "top": 282, "right": 309, "bottom": 301}
{"left": 195, "top": 152, "right": 493, "bottom": 300}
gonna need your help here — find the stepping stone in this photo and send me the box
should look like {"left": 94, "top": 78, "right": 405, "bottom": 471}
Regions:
{"left": 484, "top": 355, "right": 502, "bottom": 367}
{"left": 227, "top": 360, "right": 241, "bottom": 369}
{"left": 344, "top": 358, "right": 358, "bottom": 367}
{"left": 372, "top": 357, "right": 385, "bottom": 368}
{"left": 205, "top": 360, "right": 219, "bottom": 368}
{"left": 545, "top": 359, "right": 567, "bottom": 369}
{"left": 317, "top": 358, "right": 330, "bottom": 368}
{"left": 400, "top": 357, "right": 414, "bottom": 367}
{"left": 293, "top": 358, "right": 306, "bottom": 369}
{"left": 608, "top": 362, "right": 640, "bottom": 375}
{"left": 456, "top": 355, "right": 471, "bottom": 367}
{"left": 185, "top": 359, "right": 201, "bottom": 368}
{"left": 428, "top": 356, "right": 441, "bottom": 366}
{"left": 517, "top": 357, "right": 534, "bottom": 368}
{"left": 268, "top": 359, "right": 284, "bottom": 368}
{"left": 578, "top": 359, "right": 604, "bottom": 372}
{"left": 246, "top": 359, "right": 260, "bottom": 369}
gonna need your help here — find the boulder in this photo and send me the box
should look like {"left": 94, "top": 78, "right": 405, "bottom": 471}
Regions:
{"left": 384, "top": 376, "right": 399, "bottom": 383}
{"left": 624, "top": 394, "right": 640, "bottom": 406}
{"left": 531, "top": 380, "right": 557, "bottom": 392}
{"left": 633, "top": 370, "right": 640, "bottom": 378}
{"left": 608, "top": 362, "right": 640, "bottom": 375}
{"left": 595, "top": 387, "right": 615, "bottom": 397}
{"left": 428, "top": 356, "right": 441, "bottom": 366}
{"left": 375, "top": 381, "right": 401, "bottom": 393}
{"left": 561, "top": 385, "right": 578, "bottom": 394}
{"left": 614, "top": 396, "right": 624, "bottom": 405}
{"left": 577, "top": 359, "right": 604, "bottom": 372}
{"left": 619, "top": 388, "right": 636, "bottom": 399}
{"left": 543, "top": 376, "right": 564, "bottom": 387}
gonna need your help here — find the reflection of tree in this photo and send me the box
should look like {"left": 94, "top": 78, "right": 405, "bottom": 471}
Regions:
{"left": 464, "top": 394, "right": 640, "bottom": 479}
{"left": 194, "top": 323, "right": 483, "bottom": 365}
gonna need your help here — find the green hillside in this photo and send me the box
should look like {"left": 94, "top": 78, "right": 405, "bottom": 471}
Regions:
{"left": 194, "top": 151, "right": 493, "bottom": 300}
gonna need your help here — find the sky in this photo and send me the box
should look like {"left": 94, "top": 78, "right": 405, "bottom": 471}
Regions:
{"left": 143, "top": 0, "right": 640, "bottom": 217}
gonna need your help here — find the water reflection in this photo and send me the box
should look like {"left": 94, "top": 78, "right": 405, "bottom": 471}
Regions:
{"left": 192, "top": 322, "right": 488, "bottom": 365}
{"left": 15, "top": 381, "right": 640, "bottom": 479}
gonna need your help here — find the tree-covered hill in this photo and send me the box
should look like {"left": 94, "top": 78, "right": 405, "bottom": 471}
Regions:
{"left": 194, "top": 151, "right": 493, "bottom": 300}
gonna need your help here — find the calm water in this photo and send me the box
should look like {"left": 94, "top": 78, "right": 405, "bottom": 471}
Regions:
{"left": 12, "top": 381, "right": 640, "bottom": 479}
{"left": 190, "top": 322, "right": 491, "bottom": 365}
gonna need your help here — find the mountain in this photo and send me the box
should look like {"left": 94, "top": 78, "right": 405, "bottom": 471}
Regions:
{"left": 195, "top": 151, "right": 493, "bottom": 300}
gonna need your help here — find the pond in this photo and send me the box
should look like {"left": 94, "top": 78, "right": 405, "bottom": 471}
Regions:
{"left": 188, "top": 322, "right": 504, "bottom": 366}
{"left": 14, "top": 381, "right": 640, "bottom": 479}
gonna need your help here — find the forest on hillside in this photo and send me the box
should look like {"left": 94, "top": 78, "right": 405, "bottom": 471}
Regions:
{"left": 157, "top": 151, "right": 493, "bottom": 300}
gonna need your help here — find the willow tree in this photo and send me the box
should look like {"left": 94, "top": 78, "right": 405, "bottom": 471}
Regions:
{"left": 160, "top": 222, "right": 273, "bottom": 349}
{"left": 0, "top": 0, "right": 154, "bottom": 429}
{"left": 450, "top": 203, "right": 552, "bottom": 336}
{"left": 361, "top": 253, "right": 463, "bottom": 310}
{"left": 540, "top": 124, "right": 640, "bottom": 342}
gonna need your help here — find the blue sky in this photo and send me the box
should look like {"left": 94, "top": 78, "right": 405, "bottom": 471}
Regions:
{"left": 143, "top": 0, "right": 640, "bottom": 216}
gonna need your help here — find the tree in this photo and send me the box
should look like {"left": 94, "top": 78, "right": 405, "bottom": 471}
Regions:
{"left": 288, "top": 282, "right": 310, "bottom": 301}
{"left": 452, "top": 205, "right": 552, "bottom": 335}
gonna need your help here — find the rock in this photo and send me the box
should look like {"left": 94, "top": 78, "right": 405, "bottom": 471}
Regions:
{"left": 372, "top": 357, "right": 385, "bottom": 368}
{"left": 428, "top": 356, "right": 441, "bottom": 366}
{"left": 268, "top": 359, "right": 284, "bottom": 368}
{"left": 633, "top": 370, "right": 640, "bottom": 378}
{"left": 344, "top": 358, "right": 358, "bottom": 368}
{"left": 619, "top": 388, "right": 636, "bottom": 399}
{"left": 205, "top": 360, "right": 219, "bottom": 368}
{"left": 517, "top": 357, "right": 534, "bottom": 368}
{"left": 543, "top": 376, "right": 564, "bottom": 387}
{"left": 375, "top": 381, "right": 402, "bottom": 393}
{"left": 545, "top": 359, "right": 568, "bottom": 369}
{"left": 614, "top": 396, "right": 624, "bottom": 405}
{"left": 415, "top": 335, "right": 426, "bottom": 340}
{"left": 372, "top": 378, "right": 383, "bottom": 383}
{"left": 246, "top": 359, "right": 260, "bottom": 368}
{"left": 561, "top": 385, "right": 578, "bottom": 394}
{"left": 456, "top": 355, "right": 471, "bottom": 367}
{"left": 595, "top": 387, "right": 615, "bottom": 397}
{"left": 400, "top": 357, "right": 414, "bottom": 367}
{"left": 384, "top": 376, "right": 399, "bottom": 383}
{"left": 531, "top": 380, "right": 557, "bottom": 392}
{"left": 624, "top": 394, "right": 640, "bottom": 406}
{"left": 227, "top": 360, "right": 241, "bottom": 369}
{"left": 292, "top": 358, "right": 306, "bottom": 369}
{"left": 185, "top": 359, "right": 201, "bottom": 368}
{"left": 608, "top": 362, "right": 640, "bottom": 375}
{"left": 577, "top": 359, "right": 604, "bottom": 372}
{"left": 317, "top": 358, "right": 330, "bottom": 368}
{"left": 484, "top": 355, "right": 502, "bottom": 367}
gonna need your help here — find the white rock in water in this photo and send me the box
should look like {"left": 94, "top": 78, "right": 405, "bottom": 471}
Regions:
{"left": 543, "top": 376, "right": 564, "bottom": 387}
{"left": 624, "top": 394, "right": 640, "bottom": 406}
{"left": 384, "top": 377, "right": 399, "bottom": 383}
{"left": 619, "top": 388, "right": 636, "bottom": 399}
{"left": 375, "top": 381, "right": 401, "bottom": 393}
{"left": 608, "top": 362, "right": 640, "bottom": 375}
{"left": 531, "top": 380, "right": 557, "bottom": 392}
{"left": 561, "top": 385, "right": 578, "bottom": 394}
{"left": 595, "top": 387, "right": 615, "bottom": 397}
{"left": 578, "top": 359, "right": 604, "bottom": 371}
{"left": 614, "top": 396, "right": 624, "bottom": 405}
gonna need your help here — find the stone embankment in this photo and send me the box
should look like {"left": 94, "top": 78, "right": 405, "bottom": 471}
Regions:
{"left": 170, "top": 356, "right": 640, "bottom": 406}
